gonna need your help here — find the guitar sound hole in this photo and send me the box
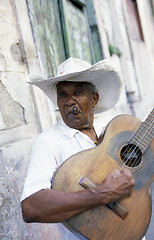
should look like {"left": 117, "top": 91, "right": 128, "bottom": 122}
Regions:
{"left": 120, "top": 144, "right": 142, "bottom": 167}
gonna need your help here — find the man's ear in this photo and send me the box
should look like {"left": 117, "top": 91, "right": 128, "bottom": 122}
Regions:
{"left": 92, "top": 93, "right": 99, "bottom": 108}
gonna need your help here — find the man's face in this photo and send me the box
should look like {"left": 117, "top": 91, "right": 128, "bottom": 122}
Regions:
{"left": 56, "top": 81, "right": 99, "bottom": 130}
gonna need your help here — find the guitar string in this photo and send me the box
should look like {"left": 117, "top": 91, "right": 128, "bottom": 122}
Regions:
{"left": 121, "top": 118, "right": 153, "bottom": 169}
{"left": 125, "top": 110, "right": 154, "bottom": 159}
{"left": 125, "top": 120, "right": 154, "bottom": 167}
{"left": 121, "top": 120, "right": 153, "bottom": 168}
{"left": 122, "top": 119, "right": 153, "bottom": 168}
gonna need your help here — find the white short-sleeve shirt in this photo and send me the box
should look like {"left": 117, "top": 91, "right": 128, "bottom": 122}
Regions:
{"left": 21, "top": 118, "right": 103, "bottom": 240}
{"left": 21, "top": 118, "right": 101, "bottom": 201}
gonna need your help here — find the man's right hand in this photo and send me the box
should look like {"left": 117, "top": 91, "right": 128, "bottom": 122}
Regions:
{"left": 89, "top": 168, "right": 135, "bottom": 205}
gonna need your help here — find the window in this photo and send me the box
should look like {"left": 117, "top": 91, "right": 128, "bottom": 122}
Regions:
{"left": 58, "top": 0, "right": 92, "bottom": 62}
{"left": 125, "top": 0, "right": 144, "bottom": 41}
{"left": 85, "top": 0, "right": 103, "bottom": 63}
{"left": 27, "top": 0, "right": 103, "bottom": 76}
{"left": 58, "top": 0, "right": 103, "bottom": 63}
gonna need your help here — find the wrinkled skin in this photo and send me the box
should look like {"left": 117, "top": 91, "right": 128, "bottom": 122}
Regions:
{"left": 56, "top": 81, "right": 99, "bottom": 141}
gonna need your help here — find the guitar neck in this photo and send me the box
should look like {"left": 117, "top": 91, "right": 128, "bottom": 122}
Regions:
{"left": 130, "top": 109, "right": 154, "bottom": 153}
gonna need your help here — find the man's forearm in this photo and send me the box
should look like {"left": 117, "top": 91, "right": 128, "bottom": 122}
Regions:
{"left": 21, "top": 168, "right": 134, "bottom": 223}
{"left": 21, "top": 188, "right": 98, "bottom": 223}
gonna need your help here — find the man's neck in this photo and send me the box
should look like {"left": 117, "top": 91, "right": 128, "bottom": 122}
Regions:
{"left": 80, "top": 127, "right": 98, "bottom": 142}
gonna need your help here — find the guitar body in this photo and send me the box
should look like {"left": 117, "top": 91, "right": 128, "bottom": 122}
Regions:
{"left": 52, "top": 114, "right": 154, "bottom": 240}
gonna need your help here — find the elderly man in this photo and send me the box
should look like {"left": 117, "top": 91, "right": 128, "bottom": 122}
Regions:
{"left": 21, "top": 58, "right": 146, "bottom": 240}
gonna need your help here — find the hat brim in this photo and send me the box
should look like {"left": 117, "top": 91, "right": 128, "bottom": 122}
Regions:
{"left": 27, "top": 60, "right": 122, "bottom": 114}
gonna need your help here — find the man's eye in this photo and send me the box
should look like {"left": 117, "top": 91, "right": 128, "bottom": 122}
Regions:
{"left": 58, "top": 92, "right": 66, "bottom": 98}
{"left": 75, "top": 90, "right": 82, "bottom": 96}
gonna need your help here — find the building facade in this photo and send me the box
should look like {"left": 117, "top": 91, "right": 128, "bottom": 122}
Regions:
{"left": 0, "top": 0, "right": 153, "bottom": 239}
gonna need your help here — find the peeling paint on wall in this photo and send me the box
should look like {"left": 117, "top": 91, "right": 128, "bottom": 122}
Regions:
{"left": 10, "top": 42, "right": 24, "bottom": 63}
{"left": 0, "top": 54, "right": 7, "bottom": 71}
{"left": 0, "top": 81, "right": 26, "bottom": 130}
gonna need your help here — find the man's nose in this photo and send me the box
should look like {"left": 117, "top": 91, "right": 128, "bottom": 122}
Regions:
{"left": 65, "top": 95, "right": 76, "bottom": 106}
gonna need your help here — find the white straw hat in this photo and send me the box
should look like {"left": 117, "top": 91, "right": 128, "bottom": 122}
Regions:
{"left": 27, "top": 57, "right": 122, "bottom": 113}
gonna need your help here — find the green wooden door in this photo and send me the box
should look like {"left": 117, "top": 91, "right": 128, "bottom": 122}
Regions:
{"left": 27, "top": 0, "right": 103, "bottom": 76}
{"left": 59, "top": 0, "right": 93, "bottom": 63}
{"left": 27, "top": 0, "right": 66, "bottom": 77}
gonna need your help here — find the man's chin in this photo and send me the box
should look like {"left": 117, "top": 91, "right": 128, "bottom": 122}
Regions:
{"left": 66, "top": 118, "right": 82, "bottom": 129}
{"left": 64, "top": 117, "right": 90, "bottom": 131}
{"left": 63, "top": 115, "right": 83, "bottom": 129}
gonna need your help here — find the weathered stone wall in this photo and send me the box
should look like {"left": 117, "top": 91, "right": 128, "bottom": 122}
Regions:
{"left": 0, "top": 0, "right": 153, "bottom": 239}
{"left": 0, "top": 0, "right": 60, "bottom": 239}
{"left": 0, "top": 0, "right": 38, "bottom": 239}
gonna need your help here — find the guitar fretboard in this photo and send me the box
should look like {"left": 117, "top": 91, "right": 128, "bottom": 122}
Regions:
{"left": 130, "top": 109, "right": 154, "bottom": 153}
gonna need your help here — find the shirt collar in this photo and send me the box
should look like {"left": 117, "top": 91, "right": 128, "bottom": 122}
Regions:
{"left": 57, "top": 117, "right": 103, "bottom": 140}
{"left": 57, "top": 118, "right": 80, "bottom": 138}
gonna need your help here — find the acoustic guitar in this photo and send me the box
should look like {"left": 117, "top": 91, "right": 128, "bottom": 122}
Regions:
{"left": 52, "top": 109, "right": 154, "bottom": 240}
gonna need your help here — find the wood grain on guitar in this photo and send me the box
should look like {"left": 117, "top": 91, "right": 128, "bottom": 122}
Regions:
{"left": 53, "top": 109, "right": 154, "bottom": 240}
